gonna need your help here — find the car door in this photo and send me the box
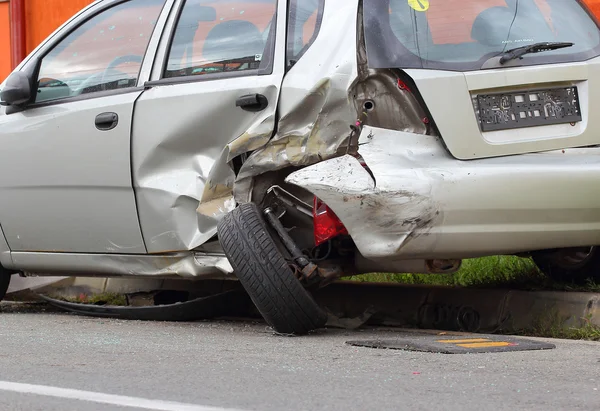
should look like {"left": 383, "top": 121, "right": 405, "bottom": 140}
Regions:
{"left": 0, "top": 0, "right": 171, "bottom": 254}
{"left": 131, "top": 0, "right": 288, "bottom": 253}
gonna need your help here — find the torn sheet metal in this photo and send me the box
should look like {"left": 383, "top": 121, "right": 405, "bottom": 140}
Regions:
{"left": 233, "top": 0, "right": 361, "bottom": 203}
{"left": 233, "top": 0, "right": 431, "bottom": 202}
{"left": 285, "top": 150, "right": 441, "bottom": 261}
{"left": 353, "top": 7, "right": 429, "bottom": 137}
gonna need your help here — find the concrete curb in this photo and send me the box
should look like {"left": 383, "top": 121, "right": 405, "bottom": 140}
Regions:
{"left": 504, "top": 290, "right": 599, "bottom": 331}
{"left": 10, "top": 277, "right": 600, "bottom": 334}
{"left": 312, "top": 282, "right": 600, "bottom": 333}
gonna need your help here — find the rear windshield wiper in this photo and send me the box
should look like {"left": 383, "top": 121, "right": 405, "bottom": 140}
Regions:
{"left": 499, "top": 42, "right": 574, "bottom": 64}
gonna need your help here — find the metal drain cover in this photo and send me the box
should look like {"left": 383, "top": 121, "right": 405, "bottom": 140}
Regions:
{"left": 346, "top": 335, "right": 555, "bottom": 354}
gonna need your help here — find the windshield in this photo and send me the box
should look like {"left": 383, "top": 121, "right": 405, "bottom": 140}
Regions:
{"left": 363, "top": 0, "right": 600, "bottom": 71}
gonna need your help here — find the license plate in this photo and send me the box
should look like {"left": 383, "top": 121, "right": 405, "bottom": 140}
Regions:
{"left": 473, "top": 86, "right": 582, "bottom": 132}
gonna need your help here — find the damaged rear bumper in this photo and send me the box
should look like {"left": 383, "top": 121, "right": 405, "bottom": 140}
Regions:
{"left": 286, "top": 126, "right": 600, "bottom": 262}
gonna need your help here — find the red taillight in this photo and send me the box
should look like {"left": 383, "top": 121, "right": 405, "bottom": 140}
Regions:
{"left": 397, "top": 78, "right": 411, "bottom": 92}
{"left": 313, "top": 197, "right": 348, "bottom": 246}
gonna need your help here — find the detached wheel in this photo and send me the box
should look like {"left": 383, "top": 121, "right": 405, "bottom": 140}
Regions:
{"left": 217, "top": 203, "right": 327, "bottom": 335}
{"left": 533, "top": 247, "right": 600, "bottom": 284}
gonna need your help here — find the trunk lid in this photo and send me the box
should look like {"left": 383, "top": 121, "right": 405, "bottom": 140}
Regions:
{"left": 406, "top": 58, "right": 600, "bottom": 159}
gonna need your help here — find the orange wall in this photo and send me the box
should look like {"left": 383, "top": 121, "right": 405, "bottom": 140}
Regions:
{"left": 25, "top": 0, "right": 94, "bottom": 54}
{"left": 584, "top": 0, "right": 600, "bottom": 17}
{"left": 1, "top": 0, "right": 93, "bottom": 81}
{"left": 0, "top": 2, "right": 10, "bottom": 81}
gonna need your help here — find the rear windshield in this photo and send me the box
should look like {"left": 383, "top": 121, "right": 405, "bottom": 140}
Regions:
{"left": 363, "top": 0, "right": 600, "bottom": 71}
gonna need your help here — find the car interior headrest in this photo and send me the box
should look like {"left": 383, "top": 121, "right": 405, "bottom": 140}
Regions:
{"left": 471, "top": 6, "right": 515, "bottom": 46}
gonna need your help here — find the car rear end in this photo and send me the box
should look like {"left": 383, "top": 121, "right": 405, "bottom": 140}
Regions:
{"left": 286, "top": 0, "right": 600, "bottom": 272}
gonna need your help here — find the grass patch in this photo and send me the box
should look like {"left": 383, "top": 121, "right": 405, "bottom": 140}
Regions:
{"left": 520, "top": 312, "right": 600, "bottom": 341}
{"left": 556, "top": 318, "right": 600, "bottom": 341}
{"left": 344, "top": 255, "right": 600, "bottom": 291}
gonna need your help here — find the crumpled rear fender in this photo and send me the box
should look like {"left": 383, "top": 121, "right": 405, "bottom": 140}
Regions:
{"left": 285, "top": 152, "right": 441, "bottom": 260}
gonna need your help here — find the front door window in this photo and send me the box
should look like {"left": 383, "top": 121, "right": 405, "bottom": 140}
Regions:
{"left": 35, "top": 0, "right": 166, "bottom": 103}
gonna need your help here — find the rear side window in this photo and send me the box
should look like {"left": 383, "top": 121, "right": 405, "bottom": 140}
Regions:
{"left": 164, "top": 0, "right": 277, "bottom": 78}
{"left": 286, "top": 0, "right": 324, "bottom": 68}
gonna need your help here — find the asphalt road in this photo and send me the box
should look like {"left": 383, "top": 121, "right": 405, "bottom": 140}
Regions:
{"left": 0, "top": 308, "right": 598, "bottom": 411}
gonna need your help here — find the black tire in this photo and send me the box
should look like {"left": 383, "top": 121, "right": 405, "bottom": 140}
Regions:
{"left": 217, "top": 203, "right": 327, "bottom": 335}
{"left": 533, "top": 247, "right": 600, "bottom": 284}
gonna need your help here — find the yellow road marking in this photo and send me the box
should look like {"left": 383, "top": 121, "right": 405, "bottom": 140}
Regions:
{"left": 436, "top": 338, "right": 490, "bottom": 344}
{"left": 457, "top": 342, "right": 515, "bottom": 348}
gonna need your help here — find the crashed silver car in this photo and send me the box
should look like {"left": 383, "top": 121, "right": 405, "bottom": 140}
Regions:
{"left": 1, "top": 0, "right": 600, "bottom": 334}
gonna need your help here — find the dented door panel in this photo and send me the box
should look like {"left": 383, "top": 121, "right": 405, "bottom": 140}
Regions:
{"left": 287, "top": 126, "right": 600, "bottom": 261}
{"left": 132, "top": 79, "right": 281, "bottom": 253}
{"left": 132, "top": 0, "right": 288, "bottom": 253}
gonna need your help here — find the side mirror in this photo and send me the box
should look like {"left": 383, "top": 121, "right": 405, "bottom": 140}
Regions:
{"left": 0, "top": 71, "right": 33, "bottom": 107}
